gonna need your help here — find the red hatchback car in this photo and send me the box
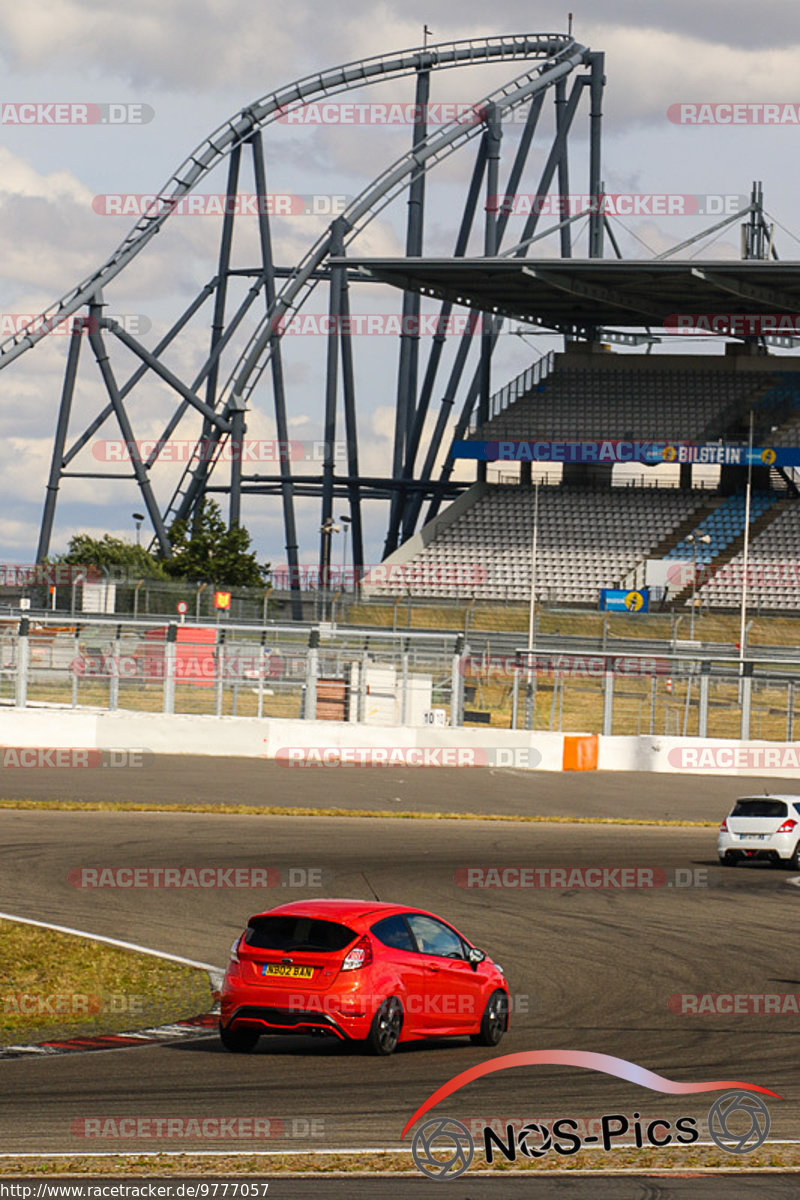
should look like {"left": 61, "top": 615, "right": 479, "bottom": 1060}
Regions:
{"left": 219, "top": 899, "right": 509, "bottom": 1055}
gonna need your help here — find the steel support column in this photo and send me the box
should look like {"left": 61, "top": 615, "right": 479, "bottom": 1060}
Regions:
{"left": 555, "top": 77, "right": 572, "bottom": 258}
{"left": 424, "top": 81, "right": 585, "bottom": 526}
{"left": 393, "top": 68, "right": 430, "bottom": 485}
{"left": 37, "top": 318, "right": 84, "bottom": 561}
{"left": 87, "top": 303, "right": 171, "bottom": 554}
{"left": 250, "top": 130, "right": 303, "bottom": 617}
{"left": 387, "top": 138, "right": 489, "bottom": 552}
{"left": 478, "top": 102, "right": 502, "bottom": 485}
{"left": 588, "top": 51, "right": 605, "bottom": 259}
{"left": 192, "top": 143, "right": 241, "bottom": 534}
{"left": 338, "top": 252, "right": 365, "bottom": 586}
{"left": 229, "top": 395, "right": 245, "bottom": 528}
{"left": 319, "top": 219, "right": 345, "bottom": 579}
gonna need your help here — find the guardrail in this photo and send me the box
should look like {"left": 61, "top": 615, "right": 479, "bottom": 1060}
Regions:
{"left": 1, "top": 615, "right": 800, "bottom": 741}
{"left": 482, "top": 350, "right": 555, "bottom": 426}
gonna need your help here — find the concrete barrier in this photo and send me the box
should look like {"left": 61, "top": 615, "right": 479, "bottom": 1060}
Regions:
{"left": 0, "top": 706, "right": 798, "bottom": 775}
{"left": 596, "top": 734, "right": 800, "bottom": 777}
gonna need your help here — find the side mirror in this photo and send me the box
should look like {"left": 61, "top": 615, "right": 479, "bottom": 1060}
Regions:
{"left": 467, "top": 947, "right": 486, "bottom": 971}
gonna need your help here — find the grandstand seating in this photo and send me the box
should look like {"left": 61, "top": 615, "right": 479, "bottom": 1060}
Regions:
{"left": 475, "top": 366, "right": 775, "bottom": 442}
{"left": 698, "top": 501, "right": 800, "bottom": 610}
{"left": 769, "top": 413, "right": 800, "bottom": 446}
{"left": 754, "top": 371, "right": 800, "bottom": 413}
{"left": 374, "top": 355, "right": 800, "bottom": 611}
{"left": 372, "top": 484, "right": 708, "bottom": 603}
{"left": 665, "top": 491, "right": 777, "bottom": 566}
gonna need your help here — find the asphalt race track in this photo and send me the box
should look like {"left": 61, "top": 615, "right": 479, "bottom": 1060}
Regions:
{"left": 1, "top": 775, "right": 799, "bottom": 1162}
{"left": 0, "top": 755, "right": 791, "bottom": 821}
{"left": 0, "top": 764, "right": 798, "bottom": 1200}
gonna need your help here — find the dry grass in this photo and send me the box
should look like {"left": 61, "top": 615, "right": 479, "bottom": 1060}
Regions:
{"left": 0, "top": 919, "right": 211, "bottom": 1045}
{"left": 0, "top": 1145, "right": 797, "bottom": 1174}
{"left": 0, "top": 799, "right": 714, "bottom": 826}
{"left": 342, "top": 601, "right": 800, "bottom": 647}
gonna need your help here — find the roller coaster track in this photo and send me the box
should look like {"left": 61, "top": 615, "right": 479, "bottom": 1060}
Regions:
{"left": 0, "top": 34, "right": 579, "bottom": 371}
{"left": 2, "top": 32, "right": 593, "bottom": 575}
{"left": 157, "top": 39, "right": 588, "bottom": 532}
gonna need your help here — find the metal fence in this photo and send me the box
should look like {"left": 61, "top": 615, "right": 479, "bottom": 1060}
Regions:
{"left": 1, "top": 616, "right": 462, "bottom": 725}
{"left": 3, "top": 615, "right": 800, "bottom": 739}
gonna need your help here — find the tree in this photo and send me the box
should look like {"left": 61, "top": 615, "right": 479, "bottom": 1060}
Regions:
{"left": 164, "top": 500, "right": 270, "bottom": 587}
{"left": 58, "top": 533, "right": 168, "bottom": 579}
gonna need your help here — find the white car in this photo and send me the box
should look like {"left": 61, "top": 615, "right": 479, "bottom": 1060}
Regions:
{"left": 718, "top": 795, "right": 800, "bottom": 868}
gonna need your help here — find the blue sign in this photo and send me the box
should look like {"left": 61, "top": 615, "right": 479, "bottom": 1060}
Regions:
{"left": 452, "top": 440, "right": 799, "bottom": 466}
{"left": 600, "top": 588, "right": 650, "bottom": 613}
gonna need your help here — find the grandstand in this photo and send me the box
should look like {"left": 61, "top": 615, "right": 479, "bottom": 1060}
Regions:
{"left": 665, "top": 491, "right": 778, "bottom": 568}
{"left": 371, "top": 349, "right": 800, "bottom": 611}
{"left": 698, "top": 502, "right": 800, "bottom": 611}
{"left": 375, "top": 482, "right": 709, "bottom": 603}
{"left": 474, "top": 360, "right": 777, "bottom": 444}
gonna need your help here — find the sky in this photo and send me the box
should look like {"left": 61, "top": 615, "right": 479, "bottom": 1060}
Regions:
{"left": 0, "top": 0, "right": 799, "bottom": 575}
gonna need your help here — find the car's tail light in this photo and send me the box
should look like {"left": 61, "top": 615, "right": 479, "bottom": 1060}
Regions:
{"left": 341, "top": 935, "right": 373, "bottom": 972}
{"left": 229, "top": 937, "right": 242, "bottom": 963}
{"left": 776, "top": 818, "right": 797, "bottom": 834}
{"left": 719, "top": 818, "right": 728, "bottom": 832}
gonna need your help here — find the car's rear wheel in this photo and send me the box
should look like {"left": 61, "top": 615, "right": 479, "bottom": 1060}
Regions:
{"left": 784, "top": 842, "right": 800, "bottom": 870}
{"left": 364, "top": 996, "right": 403, "bottom": 1056}
{"left": 219, "top": 1022, "right": 260, "bottom": 1053}
{"left": 471, "top": 990, "right": 508, "bottom": 1047}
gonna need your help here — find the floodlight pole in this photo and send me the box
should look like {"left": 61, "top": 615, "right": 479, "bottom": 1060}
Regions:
{"left": 528, "top": 476, "right": 540, "bottom": 652}
{"left": 690, "top": 538, "right": 699, "bottom": 642}
{"left": 738, "top": 409, "right": 754, "bottom": 691}
{"left": 526, "top": 476, "right": 540, "bottom": 729}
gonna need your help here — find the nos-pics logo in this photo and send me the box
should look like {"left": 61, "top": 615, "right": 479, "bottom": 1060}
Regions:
{"left": 404, "top": 1051, "right": 778, "bottom": 1182}
{"left": 412, "top": 1092, "right": 771, "bottom": 1180}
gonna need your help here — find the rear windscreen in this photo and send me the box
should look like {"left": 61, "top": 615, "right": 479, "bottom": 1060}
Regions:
{"left": 244, "top": 916, "right": 356, "bottom": 953}
{"left": 731, "top": 799, "right": 788, "bottom": 818}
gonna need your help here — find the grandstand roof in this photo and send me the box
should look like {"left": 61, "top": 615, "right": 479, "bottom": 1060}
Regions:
{"left": 343, "top": 258, "right": 800, "bottom": 336}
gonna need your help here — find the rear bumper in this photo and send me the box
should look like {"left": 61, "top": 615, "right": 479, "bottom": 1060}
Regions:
{"left": 225, "top": 1004, "right": 354, "bottom": 1040}
{"left": 717, "top": 833, "right": 794, "bottom": 862}
{"left": 221, "top": 981, "right": 373, "bottom": 1039}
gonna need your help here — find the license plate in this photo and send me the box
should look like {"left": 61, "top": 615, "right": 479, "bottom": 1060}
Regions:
{"left": 262, "top": 964, "right": 314, "bottom": 979}
{"left": 739, "top": 833, "right": 765, "bottom": 840}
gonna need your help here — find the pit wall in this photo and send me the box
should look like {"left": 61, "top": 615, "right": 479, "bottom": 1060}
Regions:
{"left": 0, "top": 707, "right": 799, "bottom": 776}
